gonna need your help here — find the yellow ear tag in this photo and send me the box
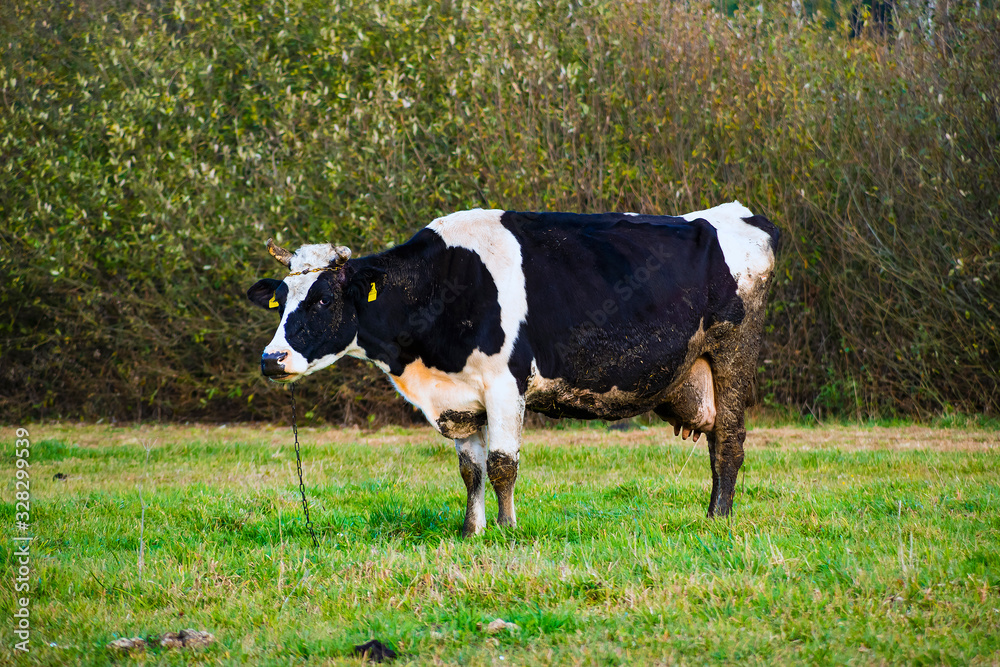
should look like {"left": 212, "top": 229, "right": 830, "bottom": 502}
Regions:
{"left": 268, "top": 294, "right": 279, "bottom": 309}
{"left": 367, "top": 283, "right": 378, "bottom": 302}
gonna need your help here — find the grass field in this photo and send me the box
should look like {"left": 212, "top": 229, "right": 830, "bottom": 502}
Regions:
{"left": 2, "top": 421, "right": 999, "bottom": 665}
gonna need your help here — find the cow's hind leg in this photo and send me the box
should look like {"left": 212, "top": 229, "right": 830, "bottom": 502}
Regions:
{"left": 703, "top": 346, "right": 759, "bottom": 518}
{"left": 455, "top": 430, "right": 487, "bottom": 537}
{"left": 705, "top": 305, "right": 770, "bottom": 516}
{"left": 705, "top": 412, "right": 746, "bottom": 518}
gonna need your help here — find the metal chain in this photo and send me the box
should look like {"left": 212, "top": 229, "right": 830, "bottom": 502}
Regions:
{"left": 290, "top": 383, "right": 319, "bottom": 547}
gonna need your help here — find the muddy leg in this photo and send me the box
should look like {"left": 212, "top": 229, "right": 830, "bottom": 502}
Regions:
{"left": 455, "top": 431, "right": 487, "bottom": 537}
{"left": 703, "top": 270, "right": 772, "bottom": 517}
{"left": 485, "top": 380, "right": 525, "bottom": 528}
{"left": 706, "top": 416, "right": 746, "bottom": 517}
{"left": 488, "top": 450, "right": 519, "bottom": 526}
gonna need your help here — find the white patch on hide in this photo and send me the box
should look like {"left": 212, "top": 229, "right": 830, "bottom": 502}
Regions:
{"left": 681, "top": 200, "right": 775, "bottom": 297}
{"left": 427, "top": 209, "right": 527, "bottom": 360}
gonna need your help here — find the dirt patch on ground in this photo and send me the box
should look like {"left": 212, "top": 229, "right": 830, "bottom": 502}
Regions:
{"left": 33, "top": 422, "right": 997, "bottom": 453}
{"left": 745, "top": 425, "right": 998, "bottom": 452}
{"left": 526, "top": 424, "right": 998, "bottom": 453}
{"left": 33, "top": 423, "right": 298, "bottom": 450}
{"left": 107, "top": 629, "right": 215, "bottom": 654}
{"left": 34, "top": 422, "right": 441, "bottom": 451}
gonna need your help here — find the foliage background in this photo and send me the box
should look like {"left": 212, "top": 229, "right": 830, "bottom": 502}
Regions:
{"left": 1, "top": 0, "right": 997, "bottom": 423}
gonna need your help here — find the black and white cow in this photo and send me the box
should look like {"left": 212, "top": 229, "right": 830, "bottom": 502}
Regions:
{"left": 248, "top": 202, "right": 779, "bottom": 537}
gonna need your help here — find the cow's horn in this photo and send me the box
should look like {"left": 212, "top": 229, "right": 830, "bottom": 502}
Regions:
{"left": 332, "top": 245, "right": 352, "bottom": 268}
{"left": 266, "top": 238, "right": 293, "bottom": 267}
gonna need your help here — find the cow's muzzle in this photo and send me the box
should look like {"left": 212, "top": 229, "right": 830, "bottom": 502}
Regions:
{"left": 261, "top": 351, "right": 291, "bottom": 379}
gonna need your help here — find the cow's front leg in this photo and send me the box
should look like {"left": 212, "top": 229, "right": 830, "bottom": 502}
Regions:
{"left": 455, "top": 431, "right": 487, "bottom": 537}
{"left": 485, "top": 384, "right": 525, "bottom": 528}
{"left": 488, "top": 449, "right": 518, "bottom": 527}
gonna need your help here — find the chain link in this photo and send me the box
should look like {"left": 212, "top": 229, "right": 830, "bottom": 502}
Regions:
{"left": 290, "top": 383, "right": 319, "bottom": 547}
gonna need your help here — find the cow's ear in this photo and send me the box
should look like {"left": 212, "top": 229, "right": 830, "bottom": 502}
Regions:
{"left": 346, "top": 266, "right": 386, "bottom": 304}
{"left": 247, "top": 278, "right": 282, "bottom": 310}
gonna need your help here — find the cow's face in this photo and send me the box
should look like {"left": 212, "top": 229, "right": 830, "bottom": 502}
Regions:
{"left": 247, "top": 242, "right": 359, "bottom": 382}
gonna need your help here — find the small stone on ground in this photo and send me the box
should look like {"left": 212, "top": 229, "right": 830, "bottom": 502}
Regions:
{"left": 107, "top": 637, "right": 146, "bottom": 653}
{"left": 107, "top": 629, "right": 214, "bottom": 653}
{"left": 160, "top": 629, "right": 215, "bottom": 649}
{"left": 479, "top": 618, "right": 520, "bottom": 634}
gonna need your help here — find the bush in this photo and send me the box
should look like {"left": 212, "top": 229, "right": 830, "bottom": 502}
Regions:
{"left": 1, "top": 0, "right": 997, "bottom": 423}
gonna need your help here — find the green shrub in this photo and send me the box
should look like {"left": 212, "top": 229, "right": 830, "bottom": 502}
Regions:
{"left": 0, "top": 0, "right": 996, "bottom": 422}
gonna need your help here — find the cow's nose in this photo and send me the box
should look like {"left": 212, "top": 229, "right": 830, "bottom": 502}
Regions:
{"left": 261, "top": 351, "right": 289, "bottom": 377}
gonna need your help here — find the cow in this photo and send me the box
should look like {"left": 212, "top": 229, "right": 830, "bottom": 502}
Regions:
{"left": 247, "top": 202, "right": 779, "bottom": 537}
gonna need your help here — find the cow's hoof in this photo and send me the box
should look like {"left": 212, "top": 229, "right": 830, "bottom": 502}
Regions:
{"left": 706, "top": 504, "right": 732, "bottom": 519}
{"left": 462, "top": 523, "right": 485, "bottom": 539}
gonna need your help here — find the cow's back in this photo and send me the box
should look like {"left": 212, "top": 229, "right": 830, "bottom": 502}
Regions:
{"left": 497, "top": 210, "right": 740, "bottom": 400}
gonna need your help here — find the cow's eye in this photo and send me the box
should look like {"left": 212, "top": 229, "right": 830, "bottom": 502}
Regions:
{"left": 317, "top": 297, "right": 329, "bottom": 307}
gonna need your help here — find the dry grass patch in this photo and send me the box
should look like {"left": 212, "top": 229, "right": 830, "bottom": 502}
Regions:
{"left": 746, "top": 425, "right": 999, "bottom": 452}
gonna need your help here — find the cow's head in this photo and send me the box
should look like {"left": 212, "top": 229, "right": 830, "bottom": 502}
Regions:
{"left": 247, "top": 239, "right": 372, "bottom": 382}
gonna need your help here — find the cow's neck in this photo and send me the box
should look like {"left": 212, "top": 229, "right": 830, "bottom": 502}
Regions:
{"left": 351, "top": 251, "right": 435, "bottom": 377}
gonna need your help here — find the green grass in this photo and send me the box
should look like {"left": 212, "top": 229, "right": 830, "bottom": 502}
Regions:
{"left": 2, "top": 423, "right": 999, "bottom": 665}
